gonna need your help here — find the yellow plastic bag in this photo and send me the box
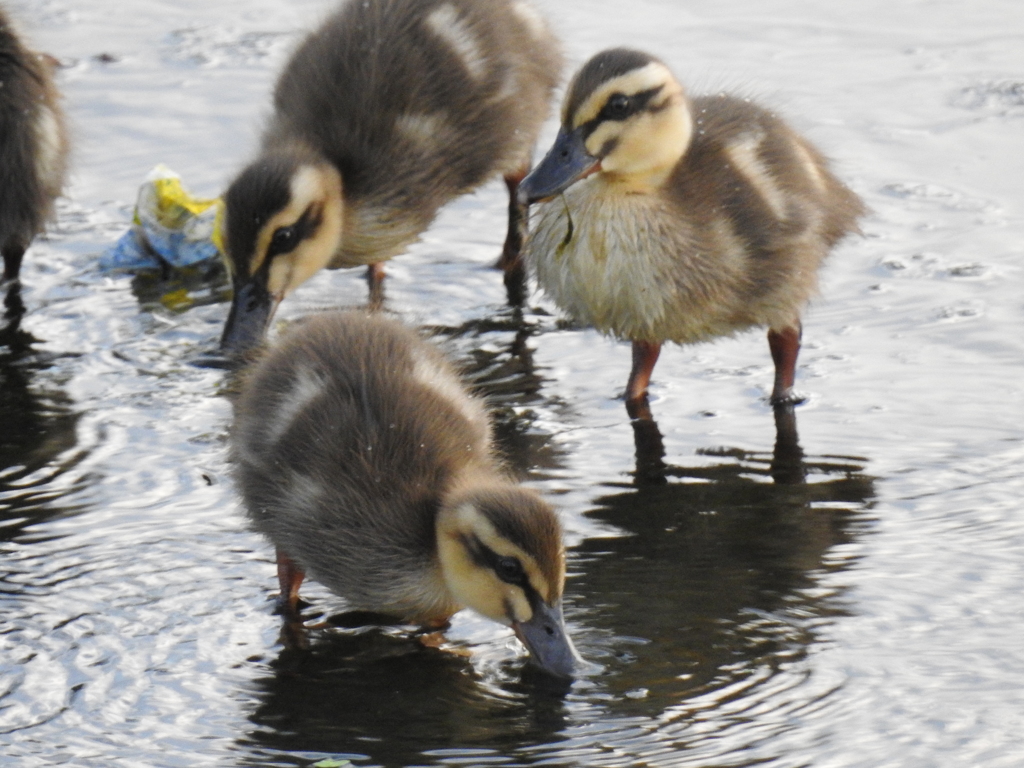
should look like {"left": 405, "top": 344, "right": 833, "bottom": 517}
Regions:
{"left": 101, "top": 164, "right": 224, "bottom": 271}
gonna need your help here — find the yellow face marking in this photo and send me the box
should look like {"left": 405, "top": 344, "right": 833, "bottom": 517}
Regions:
{"left": 249, "top": 165, "right": 343, "bottom": 300}
{"left": 568, "top": 61, "right": 675, "bottom": 127}
{"left": 436, "top": 500, "right": 561, "bottom": 626}
{"left": 575, "top": 68, "right": 691, "bottom": 191}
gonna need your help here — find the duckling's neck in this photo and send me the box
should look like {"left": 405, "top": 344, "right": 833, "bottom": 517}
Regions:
{"left": 597, "top": 90, "right": 693, "bottom": 194}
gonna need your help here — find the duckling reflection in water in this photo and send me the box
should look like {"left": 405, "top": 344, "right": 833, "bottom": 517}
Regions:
{"left": 0, "top": 9, "right": 69, "bottom": 283}
{"left": 632, "top": 404, "right": 807, "bottom": 487}
{"left": 219, "top": 0, "right": 563, "bottom": 354}
{"left": 230, "top": 312, "right": 577, "bottom": 678}
{"left": 520, "top": 49, "right": 866, "bottom": 419}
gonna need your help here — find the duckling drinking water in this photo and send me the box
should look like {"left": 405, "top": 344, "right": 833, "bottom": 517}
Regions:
{"left": 220, "top": 0, "right": 562, "bottom": 353}
{"left": 230, "top": 311, "right": 576, "bottom": 677}
{"left": 519, "top": 48, "right": 865, "bottom": 417}
{"left": 0, "top": 8, "right": 69, "bottom": 282}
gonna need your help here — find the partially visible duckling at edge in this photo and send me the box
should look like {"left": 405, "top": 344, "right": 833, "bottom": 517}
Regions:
{"left": 519, "top": 48, "right": 866, "bottom": 418}
{"left": 230, "top": 311, "right": 577, "bottom": 678}
{"left": 220, "top": 0, "right": 562, "bottom": 354}
{"left": 0, "top": 8, "right": 69, "bottom": 283}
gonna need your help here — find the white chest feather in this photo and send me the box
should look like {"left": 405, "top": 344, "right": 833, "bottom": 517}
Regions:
{"left": 525, "top": 180, "right": 759, "bottom": 343}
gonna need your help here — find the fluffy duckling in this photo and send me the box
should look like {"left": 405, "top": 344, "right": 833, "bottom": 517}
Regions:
{"left": 0, "top": 9, "right": 69, "bottom": 282}
{"left": 220, "top": 0, "right": 562, "bottom": 353}
{"left": 230, "top": 311, "right": 576, "bottom": 677}
{"left": 519, "top": 48, "right": 865, "bottom": 416}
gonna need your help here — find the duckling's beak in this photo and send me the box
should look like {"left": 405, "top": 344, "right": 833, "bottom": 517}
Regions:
{"left": 518, "top": 126, "right": 601, "bottom": 205}
{"left": 220, "top": 275, "right": 279, "bottom": 354}
{"left": 513, "top": 598, "right": 577, "bottom": 679}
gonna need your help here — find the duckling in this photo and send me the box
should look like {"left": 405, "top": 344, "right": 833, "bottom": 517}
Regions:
{"left": 0, "top": 8, "right": 69, "bottom": 282}
{"left": 219, "top": 0, "right": 562, "bottom": 354}
{"left": 230, "top": 311, "right": 576, "bottom": 677}
{"left": 519, "top": 48, "right": 866, "bottom": 417}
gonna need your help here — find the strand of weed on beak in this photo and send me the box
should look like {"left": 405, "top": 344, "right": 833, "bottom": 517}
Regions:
{"left": 555, "top": 194, "right": 574, "bottom": 259}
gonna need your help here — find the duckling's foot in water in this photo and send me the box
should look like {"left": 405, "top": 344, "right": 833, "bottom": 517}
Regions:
{"left": 770, "top": 390, "right": 808, "bottom": 407}
{"left": 768, "top": 324, "right": 807, "bottom": 406}
{"left": 496, "top": 166, "right": 530, "bottom": 306}
{"left": 625, "top": 395, "right": 654, "bottom": 422}
{"left": 624, "top": 340, "right": 662, "bottom": 420}
{"left": 365, "top": 263, "right": 386, "bottom": 310}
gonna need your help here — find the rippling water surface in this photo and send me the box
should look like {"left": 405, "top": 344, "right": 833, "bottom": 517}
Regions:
{"left": 2, "top": 0, "right": 1023, "bottom": 766}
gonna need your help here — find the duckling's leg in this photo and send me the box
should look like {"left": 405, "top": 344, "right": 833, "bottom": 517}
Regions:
{"left": 496, "top": 166, "right": 530, "bottom": 305}
{"left": 365, "top": 263, "right": 386, "bottom": 309}
{"left": 2, "top": 242, "right": 26, "bottom": 283}
{"left": 767, "top": 323, "right": 804, "bottom": 405}
{"left": 625, "top": 340, "right": 662, "bottom": 420}
{"left": 275, "top": 548, "right": 306, "bottom": 617}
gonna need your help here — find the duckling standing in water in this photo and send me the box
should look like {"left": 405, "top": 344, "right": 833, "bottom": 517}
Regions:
{"left": 519, "top": 49, "right": 865, "bottom": 418}
{"left": 230, "top": 311, "right": 577, "bottom": 678}
{"left": 0, "top": 8, "right": 69, "bottom": 283}
{"left": 220, "top": 0, "right": 562, "bottom": 354}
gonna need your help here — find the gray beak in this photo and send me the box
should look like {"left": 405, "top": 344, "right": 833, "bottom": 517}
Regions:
{"left": 518, "top": 126, "right": 600, "bottom": 205}
{"left": 220, "top": 276, "right": 278, "bottom": 355}
{"left": 513, "top": 598, "right": 577, "bottom": 679}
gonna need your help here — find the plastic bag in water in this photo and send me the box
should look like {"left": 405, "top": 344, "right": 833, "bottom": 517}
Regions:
{"left": 100, "top": 164, "right": 224, "bottom": 271}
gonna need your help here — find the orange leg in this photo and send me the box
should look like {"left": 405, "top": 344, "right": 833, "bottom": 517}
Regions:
{"left": 275, "top": 548, "right": 305, "bottom": 618}
{"left": 365, "top": 262, "right": 386, "bottom": 309}
{"left": 496, "top": 166, "right": 530, "bottom": 306}
{"left": 625, "top": 340, "right": 662, "bottom": 420}
{"left": 767, "top": 323, "right": 804, "bottom": 405}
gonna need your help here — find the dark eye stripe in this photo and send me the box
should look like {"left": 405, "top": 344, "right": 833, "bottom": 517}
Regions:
{"left": 580, "top": 84, "right": 666, "bottom": 138}
{"left": 460, "top": 533, "right": 530, "bottom": 588}
{"left": 264, "top": 204, "right": 323, "bottom": 259}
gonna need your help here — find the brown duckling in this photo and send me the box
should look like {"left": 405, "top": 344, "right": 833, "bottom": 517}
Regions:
{"left": 519, "top": 48, "right": 866, "bottom": 417}
{"left": 0, "top": 8, "right": 69, "bottom": 282}
{"left": 219, "top": 0, "right": 563, "bottom": 353}
{"left": 230, "top": 311, "right": 577, "bottom": 677}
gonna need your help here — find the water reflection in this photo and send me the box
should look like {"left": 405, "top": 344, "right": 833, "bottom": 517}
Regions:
{"left": 632, "top": 405, "right": 809, "bottom": 487}
{"left": 0, "top": 282, "right": 84, "bottom": 541}
{"left": 571, "top": 405, "right": 875, "bottom": 720}
{"left": 429, "top": 311, "right": 567, "bottom": 479}
{"left": 244, "top": 629, "right": 569, "bottom": 767}
{"left": 128, "top": 260, "right": 230, "bottom": 315}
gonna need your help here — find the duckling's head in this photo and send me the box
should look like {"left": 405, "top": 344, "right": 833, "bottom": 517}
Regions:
{"left": 436, "top": 483, "right": 577, "bottom": 678}
{"left": 520, "top": 48, "right": 690, "bottom": 202}
{"left": 220, "top": 148, "right": 343, "bottom": 354}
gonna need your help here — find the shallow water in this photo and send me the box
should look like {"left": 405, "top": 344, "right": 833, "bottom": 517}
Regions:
{"left": 2, "top": 0, "right": 1023, "bottom": 766}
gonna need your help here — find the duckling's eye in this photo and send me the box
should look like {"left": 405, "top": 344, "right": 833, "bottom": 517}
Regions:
{"left": 602, "top": 93, "right": 632, "bottom": 120}
{"left": 268, "top": 225, "right": 299, "bottom": 257}
{"left": 494, "top": 556, "right": 525, "bottom": 585}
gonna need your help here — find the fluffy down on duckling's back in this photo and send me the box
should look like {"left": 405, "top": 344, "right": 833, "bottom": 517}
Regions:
{"left": 269, "top": 0, "right": 561, "bottom": 250}
{"left": 219, "top": 0, "right": 562, "bottom": 353}
{"left": 231, "top": 313, "right": 491, "bottom": 620}
{"left": 230, "top": 312, "right": 576, "bottom": 676}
